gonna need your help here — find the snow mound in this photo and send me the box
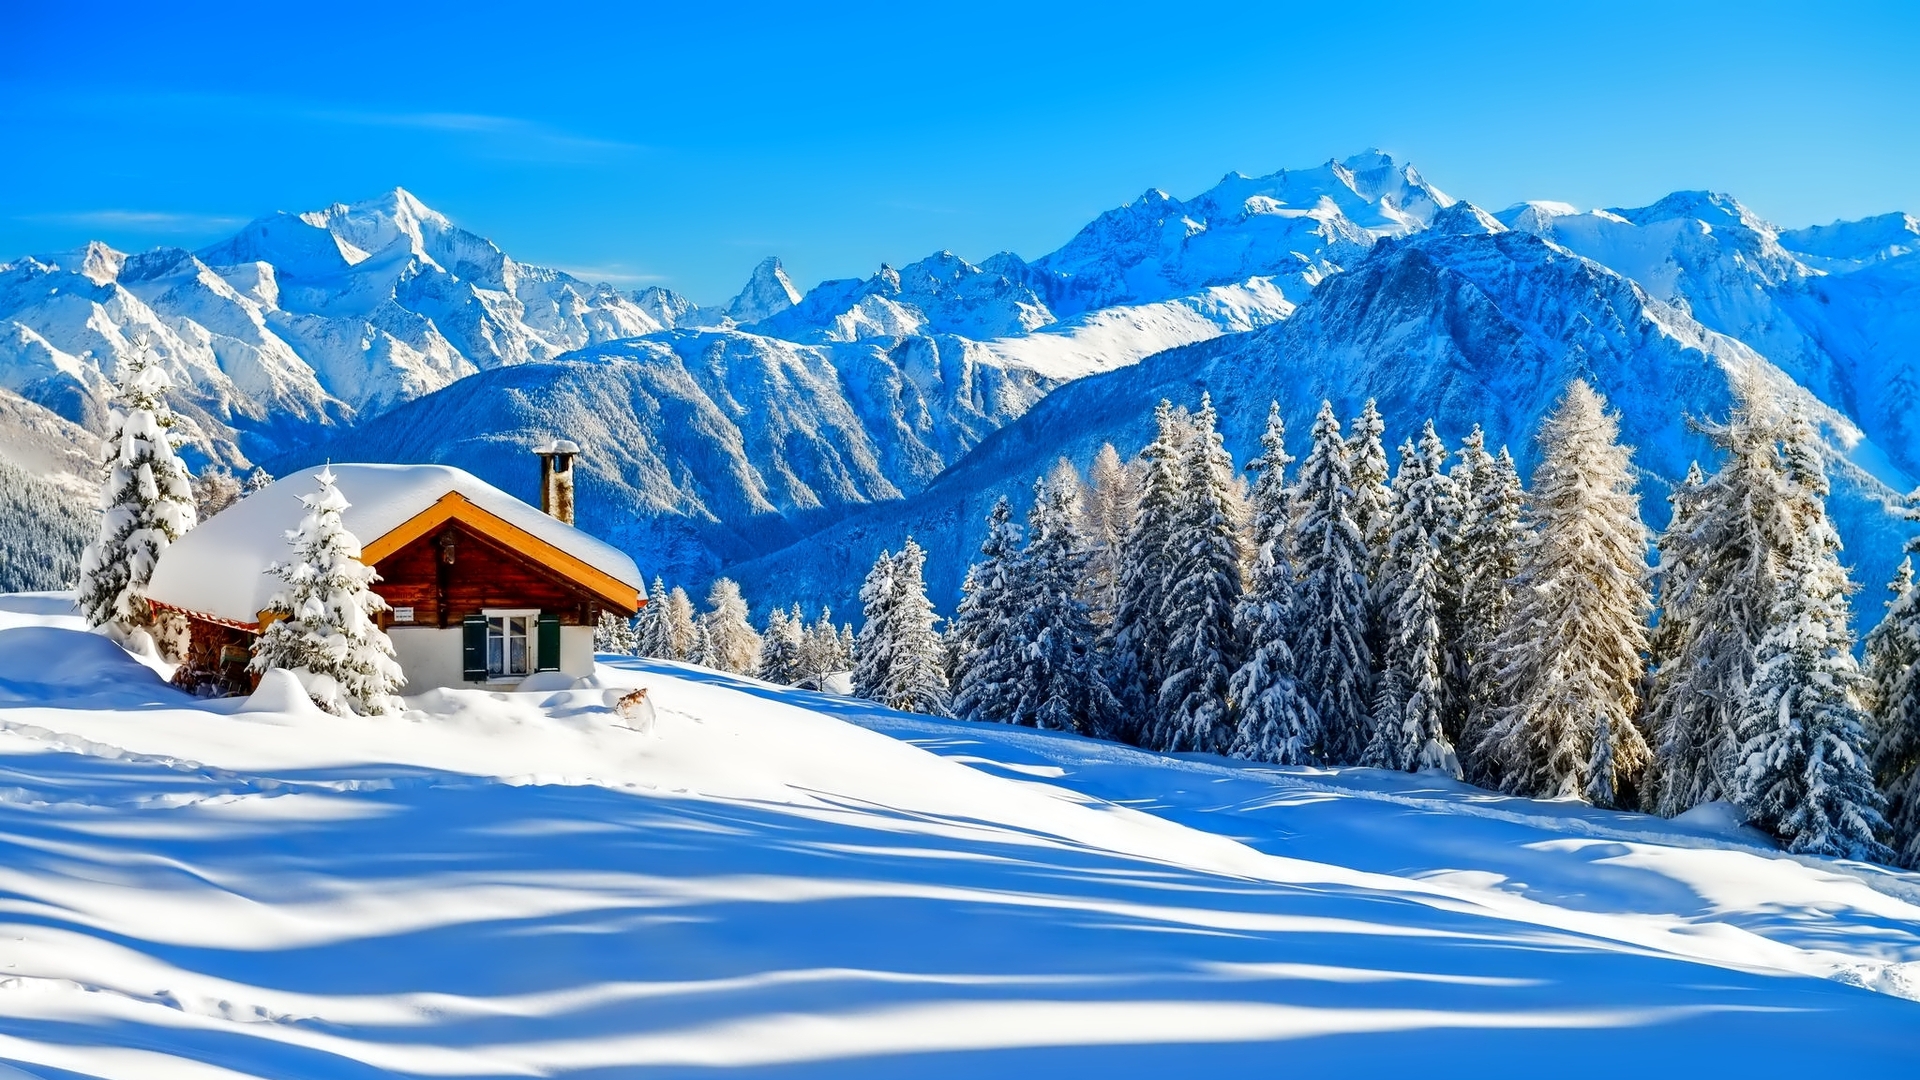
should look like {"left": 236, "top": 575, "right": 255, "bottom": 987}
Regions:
{"left": 237, "top": 666, "right": 329, "bottom": 720}
{"left": 0, "top": 625, "right": 168, "bottom": 701}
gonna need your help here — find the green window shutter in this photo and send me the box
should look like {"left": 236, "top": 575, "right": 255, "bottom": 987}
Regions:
{"left": 462, "top": 616, "right": 488, "bottom": 681}
{"left": 536, "top": 613, "right": 561, "bottom": 672}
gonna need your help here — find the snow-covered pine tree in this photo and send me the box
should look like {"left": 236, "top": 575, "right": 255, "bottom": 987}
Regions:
{"left": 1865, "top": 555, "right": 1920, "bottom": 867}
{"left": 1730, "top": 412, "right": 1890, "bottom": 860}
{"left": 1292, "top": 400, "right": 1375, "bottom": 764}
{"left": 1106, "top": 401, "right": 1187, "bottom": 742}
{"left": 1647, "top": 390, "right": 1800, "bottom": 816}
{"left": 1014, "top": 464, "right": 1121, "bottom": 735}
{"left": 249, "top": 466, "right": 404, "bottom": 715}
{"left": 77, "top": 343, "right": 198, "bottom": 638}
{"left": 1370, "top": 430, "right": 1461, "bottom": 777}
{"left": 686, "top": 622, "right": 717, "bottom": 669}
{"left": 796, "top": 606, "right": 848, "bottom": 686}
{"left": 1229, "top": 402, "right": 1320, "bottom": 763}
{"left": 701, "top": 578, "right": 762, "bottom": 675}
{"left": 1481, "top": 381, "right": 1652, "bottom": 806}
{"left": 1348, "top": 398, "right": 1394, "bottom": 678}
{"left": 757, "top": 604, "right": 805, "bottom": 684}
{"left": 633, "top": 578, "right": 675, "bottom": 658}
{"left": 951, "top": 497, "right": 1027, "bottom": 723}
{"left": 594, "top": 610, "right": 638, "bottom": 655}
{"left": 855, "top": 540, "right": 951, "bottom": 715}
{"left": 666, "top": 586, "right": 699, "bottom": 660}
{"left": 1080, "top": 443, "right": 1139, "bottom": 625}
{"left": 243, "top": 467, "right": 274, "bottom": 494}
{"left": 1452, "top": 441, "right": 1527, "bottom": 785}
{"left": 1439, "top": 425, "right": 1490, "bottom": 739}
{"left": 1155, "top": 395, "right": 1245, "bottom": 754}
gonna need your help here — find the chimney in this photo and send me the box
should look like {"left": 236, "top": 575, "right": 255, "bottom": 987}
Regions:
{"left": 532, "top": 438, "right": 580, "bottom": 525}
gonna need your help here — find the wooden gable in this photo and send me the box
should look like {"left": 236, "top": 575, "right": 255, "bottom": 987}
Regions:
{"left": 362, "top": 492, "right": 640, "bottom": 628}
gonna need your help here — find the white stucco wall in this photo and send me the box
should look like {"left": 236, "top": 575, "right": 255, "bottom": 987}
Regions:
{"left": 388, "top": 623, "right": 597, "bottom": 693}
{"left": 561, "top": 625, "right": 594, "bottom": 679}
{"left": 389, "top": 627, "right": 465, "bottom": 694}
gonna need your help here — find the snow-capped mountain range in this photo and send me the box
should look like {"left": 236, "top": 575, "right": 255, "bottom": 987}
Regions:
{"left": 5, "top": 151, "right": 1918, "bottom": 603}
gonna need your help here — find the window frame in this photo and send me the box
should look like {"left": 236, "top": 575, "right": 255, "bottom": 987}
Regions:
{"left": 481, "top": 608, "right": 541, "bottom": 680}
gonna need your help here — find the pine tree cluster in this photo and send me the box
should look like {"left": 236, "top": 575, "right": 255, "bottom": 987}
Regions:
{"left": 934, "top": 381, "right": 1909, "bottom": 865}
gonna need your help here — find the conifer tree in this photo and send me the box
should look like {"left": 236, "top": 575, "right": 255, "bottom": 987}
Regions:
{"left": 249, "top": 467, "right": 404, "bottom": 715}
{"left": 1156, "top": 395, "right": 1245, "bottom": 753}
{"left": 1648, "top": 391, "right": 1801, "bottom": 816}
{"left": 1481, "top": 382, "right": 1652, "bottom": 805}
{"left": 1371, "top": 430, "right": 1461, "bottom": 776}
{"left": 1081, "top": 443, "right": 1139, "bottom": 625}
{"left": 1452, "top": 442, "right": 1527, "bottom": 784}
{"left": 1106, "top": 401, "right": 1186, "bottom": 741}
{"left": 951, "top": 498, "right": 1026, "bottom": 722}
{"left": 795, "top": 606, "right": 850, "bottom": 686}
{"left": 757, "top": 604, "right": 805, "bottom": 684}
{"left": 701, "top": 578, "right": 762, "bottom": 675}
{"left": 1866, "top": 555, "right": 1920, "bottom": 867}
{"left": 1348, "top": 398, "right": 1394, "bottom": 675}
{"left": 686, "top": 622, "right": 717, "bottom": 668}
{"left": 1017, "top": 465, "right": 1121, "bottom": 736}
{"left": 1440, "top": 425, "right": 1491, "bottom": 738}
{"left": 1229, "top": 403, "right": 1320, "bottom": 763}
{"left": 634, "top": 577, "right": 675, "bottom": 659}
{"left": 78, "top": 343, "right": 198, "bottom": 638}
{"left": 854, "top": 540, "right": 950, "bottom": 715}
{"left": 666, "top": 586, "right": 699, "bottom": 660}
{"left": 1730, "top": 413, "right": 1890, "bottom": 859}
{"left": 595, "top": 611, "right": 638, "bottom": 655}
{"left": 1292, "top": 400, "right": 1375, "bottom": 763}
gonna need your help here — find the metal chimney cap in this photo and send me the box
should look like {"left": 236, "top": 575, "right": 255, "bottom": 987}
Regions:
{"left": 533, "top": 439, "right": 582, "bottom": 455}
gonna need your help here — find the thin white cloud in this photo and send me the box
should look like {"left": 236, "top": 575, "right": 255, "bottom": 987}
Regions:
{"left": 19, "top": 210, "right": 248, "bottom": 233}
{"left": 551, "top": 264, "right": 672, "bottom": 287}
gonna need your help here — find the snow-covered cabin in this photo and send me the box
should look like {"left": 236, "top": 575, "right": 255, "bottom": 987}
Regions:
{"left": 146, "top": 458, "right": 644, "bottom": 694}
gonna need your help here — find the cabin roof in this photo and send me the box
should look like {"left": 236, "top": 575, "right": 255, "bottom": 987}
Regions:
{"left": 148, "top": 463, "right": 644, "bottom": 626}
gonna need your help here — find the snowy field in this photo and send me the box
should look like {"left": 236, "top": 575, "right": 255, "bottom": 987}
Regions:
{"left": 0, "top": 592, "right": 1915, "bottom": 1077}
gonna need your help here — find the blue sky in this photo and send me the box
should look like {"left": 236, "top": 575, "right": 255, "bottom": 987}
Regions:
{"left": 5, "top": 0, "right": 1917, "bottom": 304}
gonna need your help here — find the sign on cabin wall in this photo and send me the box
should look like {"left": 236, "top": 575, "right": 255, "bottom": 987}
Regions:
{"left": 393, "top": 607, "right": 415, "bottom": 624}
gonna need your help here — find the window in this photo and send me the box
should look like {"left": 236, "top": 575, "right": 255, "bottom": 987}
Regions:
{"left": 483, "top": 609, "right": 539, "bottom": 678}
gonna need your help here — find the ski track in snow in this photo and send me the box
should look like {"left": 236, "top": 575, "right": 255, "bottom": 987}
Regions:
{"left": 0, "top": 595, "right": 1915, "bottom": 1077}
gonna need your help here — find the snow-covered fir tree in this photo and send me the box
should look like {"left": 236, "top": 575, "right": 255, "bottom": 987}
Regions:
{"left": 796, "top": 606, "right": 849, "bottom": 686}
{"left": 243, "top": 467, "right": 274, "bottom": 494}
{"left": 667, "top": 586, "right": 699, "bottom": 660}
{"left": 77, "top": 343, "right": 198, "bottom": 638}
{"left": 701, "top": 578, "right": 762, "bottom": 675}
{"left": 686, "top": 622, "right": 717, "bottom": 669}
{"left": 249, "top": 467, "right": 403, "bottom": 716}
{"left": 1370, "top": 429, "right": 1461, "bottom": 777}
{"left": 950, "top": 497, "right": 1027, "bottom": 723}
{"left": 1080, "top": 443, "right": 1139, "bottom": 625}
{"left": 594, "top": 610, "right": 637, "bottom": 655}
{"left": 1292, "top": 400, "right": 1375, "bottom": 763}
{"left": 1866, "top": 553, "right": 1920, "bottom": 867}
{"left": 633, "top": 578, "right": 676, "bottom": 659}
{"left": 1450, "top": 439, "right": 1527, "bottom": 785}
{"left": 1481, "top": 381, "right": 1652, "bottom": 806}
{"left": 1229, "top": 402, "right": 1320, "bottom": 764}
{"left": 1647, "top": 390, "right": 1802, "bottom": 816}
{"left": 1155, "top": 395, "right": 1245, "bottom": 754}
{"left": 757, "top": 604, "right": 806, "bottom": 684}
{"left": 1730, "top": 412, "right": 1890, "bottom": 860}
{"left": 1348, "top": 398, "right": 1394, "bottom": 676}
{"left": 853, "top": 540, "right": 950, "bottom": 715}
{"left": 1014, "top": 464, "right": 1120, "bottom": 736}
{"left": 1106, "top": 401, "right": 1186, "bottom": 741}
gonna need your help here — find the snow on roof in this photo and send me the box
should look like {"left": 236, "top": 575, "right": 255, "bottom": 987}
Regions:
{"left": 148, "top": 463, "right": 643, "bottom": 625}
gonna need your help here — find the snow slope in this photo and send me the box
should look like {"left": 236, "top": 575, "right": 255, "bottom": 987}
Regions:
{"left": 0, "top": 592, "right": 1914, "bottom": 1077}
